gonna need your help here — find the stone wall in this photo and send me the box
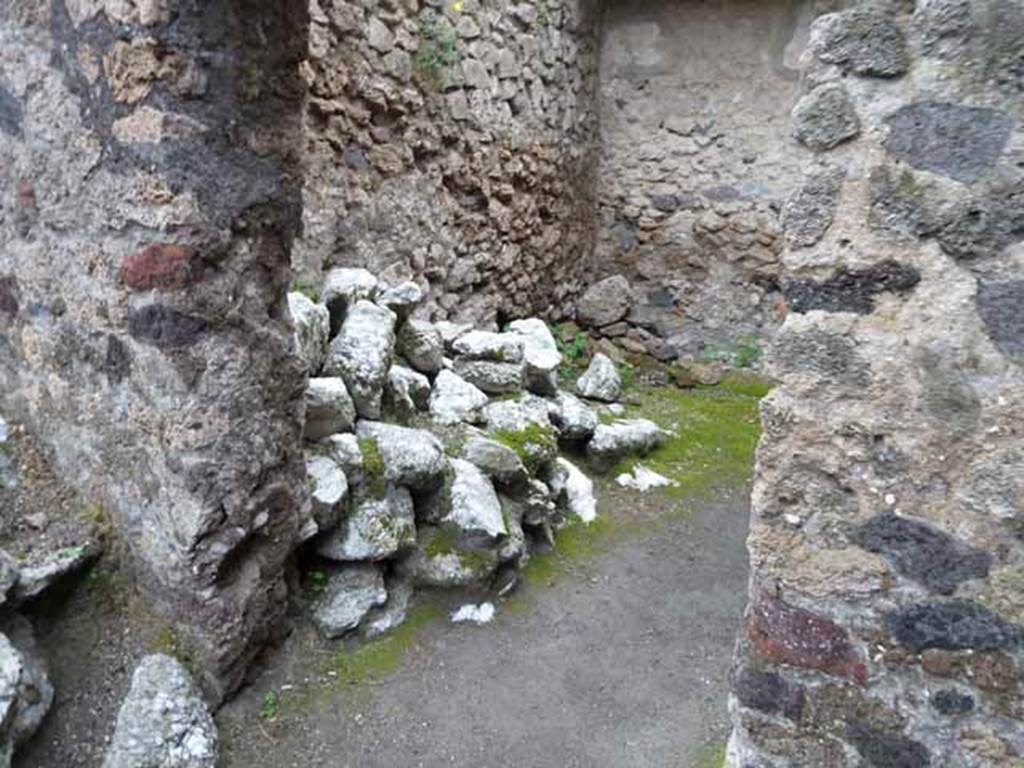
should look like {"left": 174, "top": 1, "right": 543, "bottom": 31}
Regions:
{"left": 594, "top": 0, "right": 817, "bottom": 358}
{"left": 297, "top": 0, "right": 603, "bottom": 326}
{"left": 0, "top": 0, "right": 309, "bottom": 701}
{"left": 730, "top": 2, "right": 1024, "bottom": 766}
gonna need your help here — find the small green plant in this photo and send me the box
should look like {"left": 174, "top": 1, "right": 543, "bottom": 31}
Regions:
{"left": 556, "top": 328, "right": 588, "bottom": 361}
{"left": 55, "top": 545, "right": 87, "bottom": 560}
{"left": 552, "top": 324, "right": 589, "bottom": 381}
{"left": 260, "top": 690, "right": 279, "bottom": 720}
{"left": 306, "top": 567, "right": 328, "bottom": 598}
{"left": 413, "top": 19, "right": 460, "bottom": 89}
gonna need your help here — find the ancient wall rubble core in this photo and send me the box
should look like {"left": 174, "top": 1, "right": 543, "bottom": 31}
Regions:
{"left": 298, "top": 0, "right": 603, "bottom": 326}
{"left": 0, "top": 0, "right": 1023, "bottom": 765}
{"left": 1, "top": 0, "right": 313, "bottom": 703}
{"left": 729, "top": 2, "right": 1024, "bottom": 767}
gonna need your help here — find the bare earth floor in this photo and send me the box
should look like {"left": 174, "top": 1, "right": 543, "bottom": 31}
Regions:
{"left": 217, "top": 484, "right": 751, "bottom": 768}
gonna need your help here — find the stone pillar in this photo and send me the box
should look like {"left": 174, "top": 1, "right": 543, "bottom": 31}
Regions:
{"left": 730, "top": 2, "right": 1024, "bottom": 766}
{"left": 0, "top": 0, "right": 309, "bottom": 701}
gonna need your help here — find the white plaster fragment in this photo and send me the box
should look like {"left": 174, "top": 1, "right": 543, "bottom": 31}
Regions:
{"left": 615, "top": 464, "right": 679, "bottom": 491}
{"left": 451, "top": 602, "right": 495, "bottom": 624}
{"left": 557, "top": 457, "right": 597, "bottom": 523}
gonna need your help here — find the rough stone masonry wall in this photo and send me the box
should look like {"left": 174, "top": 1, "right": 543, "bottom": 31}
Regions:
{"left": 595, "top": 0, "right": 817, "bottom": 359}
{"left": 731, "top": 2, "right": 1024, "bottom": 766}
{"left": 0, "top": 0, "right": 309, "bottom": 701}
{"left": 297, "top": 0, "right": 602, "bottom": 326}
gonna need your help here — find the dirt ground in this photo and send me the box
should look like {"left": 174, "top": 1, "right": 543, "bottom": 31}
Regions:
{"left": 215, "top": 481, "right": 751, "bottom": 768}
{"left": 13, "top": 380, "right": 759, "bottom": 768}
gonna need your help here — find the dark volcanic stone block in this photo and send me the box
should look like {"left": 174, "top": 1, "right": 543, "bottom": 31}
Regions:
{"left": 748, "top": 597, "right": 867, "bottom": 684}
{"left": 854, "top": 513, "right": 991, "bottom": 595}
{"left": 128, "top": 304, "right": 207, "bottom": 348}
{"left": 792, "top": 83, "right": 861, "bottom": 152}
{"left": 782, "top": 165, "right": 846, "bottom": 248}
{"left": 977, "top": 280, "right": 1024, "bottom": 360}
{"left": 886, "top": 600, "right": 1024, "bottom": 652}
{"left": 105, "top": 334, "right": 132, "bottom": 385}
{"left": 0, "top": 276, "right": 19, "bottom": 318}
{"left": 734, "top": 668, "right": 806, "bottom": 721}
{"left": 784, "top": 261, "right": 920, "bottom": 315}
{"left": 845, "top": 721, "right": 931, "bottom": 768}
{"left": 811, "top": 8, "right": 910, "bottom": 77}
{"left": 937, "top": 190, "right": 1024, "bottom": 260}
{"left": 930, "top": 689, "right": 974, "bottom": 715}
{"left": 868, "top": 167, "right": 938, "bottom": 238}
{"left": 0, "top": 82, "right": 23, "bottom": 138}
{"left": 884, "top": 102, "right": 1011, "bottom": 183}
{"left": 915, "top": 0, "right": 974, "bottom": 55}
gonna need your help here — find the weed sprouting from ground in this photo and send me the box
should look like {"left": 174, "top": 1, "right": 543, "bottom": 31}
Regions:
{"left": 260, "top": 691, "right": 279, "bottom": 720}
{"left": 551, "top": 323, "right": 590, "bottom": 381}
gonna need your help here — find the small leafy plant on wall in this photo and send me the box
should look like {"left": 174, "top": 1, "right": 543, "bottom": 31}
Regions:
{"left": 414, "top": 15, "right": 460, "bottom": 90}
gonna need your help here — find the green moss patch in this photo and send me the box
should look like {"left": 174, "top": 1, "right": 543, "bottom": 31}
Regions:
{"left": 148, "top": 624, "right": 200, "bottom": 678}
{"left": 290, "top": 278, "right": 321, "bottom": 303}
{"left": 692, "top": 742, "right": 727, "bottom": 768}
{"left": 323, "top": 602, "right": 443, "bottom": 686}
{"left": 611, "top": 379, "right": 766, "bottom": 501}
{"left": 519, "top": 516, "right": 616, "bottom": 589}
{"left": 422, "top": 526, "right": 459, "bottom": 558}
{"left": 517, "top": 377, "right": 768, "bottom": 594}
{"left": 357, "top": 436, "right": 387, "bottom": 498}
{"left": 491, "top": 423, "right": 557, "bottom": 473}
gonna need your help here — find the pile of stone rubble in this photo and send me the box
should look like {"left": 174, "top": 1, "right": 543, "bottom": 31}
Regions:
{"left": 289, "top": 268, "right": 668, "bottom": 639}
